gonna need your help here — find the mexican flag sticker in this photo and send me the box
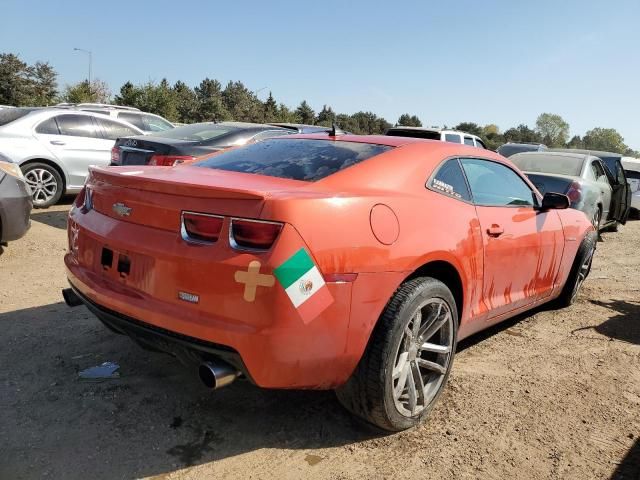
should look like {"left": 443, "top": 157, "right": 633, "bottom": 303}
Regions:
{"left": 274, "top": 248, "right": 333, "bottom": 324}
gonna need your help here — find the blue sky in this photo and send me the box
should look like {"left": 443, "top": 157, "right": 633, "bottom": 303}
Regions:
{"left": 2, "top": 0, "right": 639, "bottom": 148}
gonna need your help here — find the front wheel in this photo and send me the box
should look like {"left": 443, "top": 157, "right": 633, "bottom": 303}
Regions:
{"left": 336, "top": 277, "right": 458, "bottom": 431}
{"left": 555, "top": 232, "right": 597, "bottom": 308}
{"left": 21, "top": 162, "right": 63, "bottom": 209}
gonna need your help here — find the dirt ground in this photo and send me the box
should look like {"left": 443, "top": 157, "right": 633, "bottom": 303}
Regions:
{"left": 1, "top": 201, "right": 638, "bottom": 480}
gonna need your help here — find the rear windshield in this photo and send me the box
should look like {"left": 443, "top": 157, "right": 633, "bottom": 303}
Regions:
{"left": 148, "top": 123, "right": 237, "bottom": 141}
{"left": 195, "top": 139, "right": 392, "bottom": 181}
{"left": 497, "top": 144, "right": 542, "bottom": 157}
{"left": 510, "top": 154, "right": 583, "bottom": 176}
{"left": 0, "top": 108, "right": 38, "bottom": 126}
{"left": 386, "top": 129, "right": 440, "bottom": 140}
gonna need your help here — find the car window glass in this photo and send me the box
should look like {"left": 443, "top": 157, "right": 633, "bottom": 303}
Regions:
{"left": 195, "top": 139, "right": 392, "bottom": 181}
{"left": 464, "top": 136, "right": 475, "bottom": 146}
{"left": 118, "top": 112, "right": 146, "bottom": 130}
{"left": 430, "top": 159, "right": 471, "bottom": 201}
{"left": 461, "top": 158, "right": 536, "bottom": 206}
{"left": 144, "top": 115, "right": 174, "bottom": 132}
{"left": 475, "top": 139, "right": 486, "bottom": 149}
{"left": 55, "top": 115, "right": 99, "bottom": 138}
{"left": 591, "top": 161, "right": 607, "bottom": 182}
{"left": 95, "top": 117, "right": 139, "bottom": 140}
{"left": 444, "top": 133, "right": 461, "bottom": 143}
{"left": 35, "top": 117, "right": 60, "bottom": 135}
{"left": 253, "top": 130, "right": 292, "bottom": 142}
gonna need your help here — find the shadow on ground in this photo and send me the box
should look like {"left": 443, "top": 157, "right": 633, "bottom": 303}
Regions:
{"left": 611, "top": 438, "right": 640, "bottom": 479}
{"left": 0, "top": 302, "right": 381, "bottom": 480}
{"left": 568, "top": 299, "right": 640, "bottom": 346}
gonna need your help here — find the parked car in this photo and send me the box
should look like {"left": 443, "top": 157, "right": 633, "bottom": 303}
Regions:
{"left": 0, "top": 154, "right": 32, "bottom": 247}
{"left": 64, "top": 135, "right": 595, "bottom": 431}
{"left": 622, "top": 157, "right": 640, "bottom": 217}
{"left": 497, "top": 142, "right": 547, "bottom": 157}
{"left": 510, "top": 151, "right": 623, "bottom": 230}
{"left": 550, "top": 148, "right": 631, "bottom": 230}
{"left": 66, "top": 104, "right": 175, "bottom": 133}
{"left": 110, "top": 121, "right": 294, "bottom": 166}
{"left": 385, "top": 126, "right": 487, "bottom": 148}
{"left": 0, "top": 108, "right": 143, "bottom": 208}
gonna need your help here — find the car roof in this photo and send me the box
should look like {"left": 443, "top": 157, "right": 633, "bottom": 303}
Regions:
{"left": 512, "top": 151, "right": 595, "bottom": 161}
{"left": 387, "top": 126, "right": 481, "bottom": 138}
{"left": 549, "top": 148, "right": 623, "bottom": 159}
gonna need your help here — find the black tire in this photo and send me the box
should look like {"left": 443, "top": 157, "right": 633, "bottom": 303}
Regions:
{"left": 336, "top": 277, "right": 458, "bottom": 432}
{"left": 555, "top": 232, "right": 597, "bottom": 308}
{"left": 21, "top": 162, "right": 64, "bottom": 209}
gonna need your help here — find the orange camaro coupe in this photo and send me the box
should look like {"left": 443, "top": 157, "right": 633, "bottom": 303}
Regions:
{"left": 64, "top": 134, "right": 596, "bottom": 431}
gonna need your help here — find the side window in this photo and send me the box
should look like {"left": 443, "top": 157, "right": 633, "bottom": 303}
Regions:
{"left": 429, "top": 159, "right": 471, "bottom": 202}
{"left": 444, "top": 133, "right": 461, "bottom": 143}
{"left": 143, "top": 115, "right": 173, "bottom": 132}
{"left": 463, "top": 136, "right": 475, "bottom": 146}
{"left": 95, "top": 117, "right": 139, "bottom": 140}
{"left": 461, "top": 158, "right": 536, "bottom": 207}
{"left": 591, "top": 161, "right": 607, "bottom": 182}
{"left": 475, "top": 138, "right": 486, "bottom": 149}
{"left": 55, "top": 115, "right": 99, "bottom": 138}
{"left": 118, "top": 112, "right": 146, "bottom": 130}
{"left": 253, "top": 130, "right": 293, "bottom": 142}
{"left": 35, "top": 117, "right": 60, "bottom": 135}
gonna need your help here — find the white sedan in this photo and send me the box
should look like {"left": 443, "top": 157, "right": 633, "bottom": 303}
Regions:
{"left": 0, "top": 108, "right": 143, "bottom": 208}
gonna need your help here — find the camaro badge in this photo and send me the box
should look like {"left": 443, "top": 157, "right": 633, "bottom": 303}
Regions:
{"left": 178, "top": 291, "right": 199, "bottom": 304}
{"left": 234, "top": 260, "right": 275, "bottom": 302}
{"left": 112, "top": 203, "right": 132, "bottom": 217}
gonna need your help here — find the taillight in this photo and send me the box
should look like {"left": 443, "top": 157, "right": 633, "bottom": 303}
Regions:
{"left": 150, "top": 155, "right": 195, "bottom": 166}
{"left": 111, "top": 147, "right": 120, "bottom": 164}
{"left": 230, "top": 218, "right": 283, "bottom": 251}
{"left": 181, "top": 212, "right": 224, "bottom": 244}
{"left": 75, "top": 187, "right": 86, "bottom": 208}
{"left": 565, "top": 181, "right": 582, "bottom": 203}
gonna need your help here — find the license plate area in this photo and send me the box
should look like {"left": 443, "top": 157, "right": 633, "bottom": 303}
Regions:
{"left": 101, "top": 247, "right": 131, "bottom": 278}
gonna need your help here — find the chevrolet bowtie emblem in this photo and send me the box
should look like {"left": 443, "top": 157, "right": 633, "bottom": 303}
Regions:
{"left": 112, "top": 203, "right": 132, "bottom": 217}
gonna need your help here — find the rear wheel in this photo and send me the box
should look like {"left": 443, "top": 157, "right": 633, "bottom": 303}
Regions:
{"left": 592, "top": 208, "right": 601, "bottom": 231}
{"left": 555, "top": 232, "right": 597, "bottom": 308}
{"left": 336, "top": 277, "right": 458, "bottom": 431}
{"left": 22, "top": 162, "right": 63, "bottom": 209}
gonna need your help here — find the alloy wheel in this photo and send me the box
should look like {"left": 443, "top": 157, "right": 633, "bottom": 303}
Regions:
{"left": 24, "top": 168, "right": 58, "bottom": 206}
{"left": 570, "top": 244, "right": 595, "bottom": 303}
{"left": 391, "top": 298, "right": 454, "bottom": 417}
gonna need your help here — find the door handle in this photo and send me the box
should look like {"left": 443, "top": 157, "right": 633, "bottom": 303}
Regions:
{"left": 50, "top": 140, "right": 66, "bottom": 145}
{"left": 487, "top": 224, "right": 504, "bottom": 237}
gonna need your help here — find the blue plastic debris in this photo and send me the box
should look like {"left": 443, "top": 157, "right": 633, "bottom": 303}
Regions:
{"left": 78, "top": 361, "right": 120, "bottom": 380}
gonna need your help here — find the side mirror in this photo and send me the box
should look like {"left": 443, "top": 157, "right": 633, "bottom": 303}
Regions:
{"left": 540, "top": 192, "right": 570, "bottom": 210}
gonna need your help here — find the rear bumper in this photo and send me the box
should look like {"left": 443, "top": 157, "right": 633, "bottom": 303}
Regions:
{"left": 0, "top": 174, "right": 32, "bottom": 242}
{"left": 64, "top": 206, "right": 360, "bottom": 389}
{"left": 69, "top": 283, "right": 252, "bottom": 379}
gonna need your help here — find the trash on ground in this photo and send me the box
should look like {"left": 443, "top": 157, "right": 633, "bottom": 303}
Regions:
{"left": 78, "top": 362, "right": 120, "bottom": 380}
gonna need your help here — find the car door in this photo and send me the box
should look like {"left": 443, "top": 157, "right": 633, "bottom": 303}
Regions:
{"left": 460, "top": 158, "right": 561, "bottom": 318}
{"left": 34, "top": 113, "right": 106, "bottom": 189}
{"left": 612, "top": 160, "right": 631, "bottom": 222}
{"left": 600, "top": 157, "right": 631, "bottom": 223}
{"left": 588, "top": 160, "right": 612, "bottom": 221}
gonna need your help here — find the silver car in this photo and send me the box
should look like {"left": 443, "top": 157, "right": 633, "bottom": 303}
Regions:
{"left": 510, "top": 151, "right": 620, "bottom": 230}
{"left": 0, "top": 108, "right": 143, "bottom": 208}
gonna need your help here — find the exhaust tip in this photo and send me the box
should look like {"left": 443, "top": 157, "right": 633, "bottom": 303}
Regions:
{"left": 198, "top": 361, "right": 239, "bottom": 390}
{"left": 62, "top": 288, "right": 83, "bottom": 307}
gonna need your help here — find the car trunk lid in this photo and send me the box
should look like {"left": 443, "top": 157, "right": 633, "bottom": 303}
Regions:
{"left": 86, "top": 165, "right": 307, "bottom": 232}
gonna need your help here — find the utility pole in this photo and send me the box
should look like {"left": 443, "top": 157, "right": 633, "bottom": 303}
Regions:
{"left": 73, "top": 48, "right": 92, "bottom": 98}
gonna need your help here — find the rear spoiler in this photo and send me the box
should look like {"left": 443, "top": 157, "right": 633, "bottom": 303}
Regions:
{"left": 88, "top": 166, "right": 266, "bottom": 200}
